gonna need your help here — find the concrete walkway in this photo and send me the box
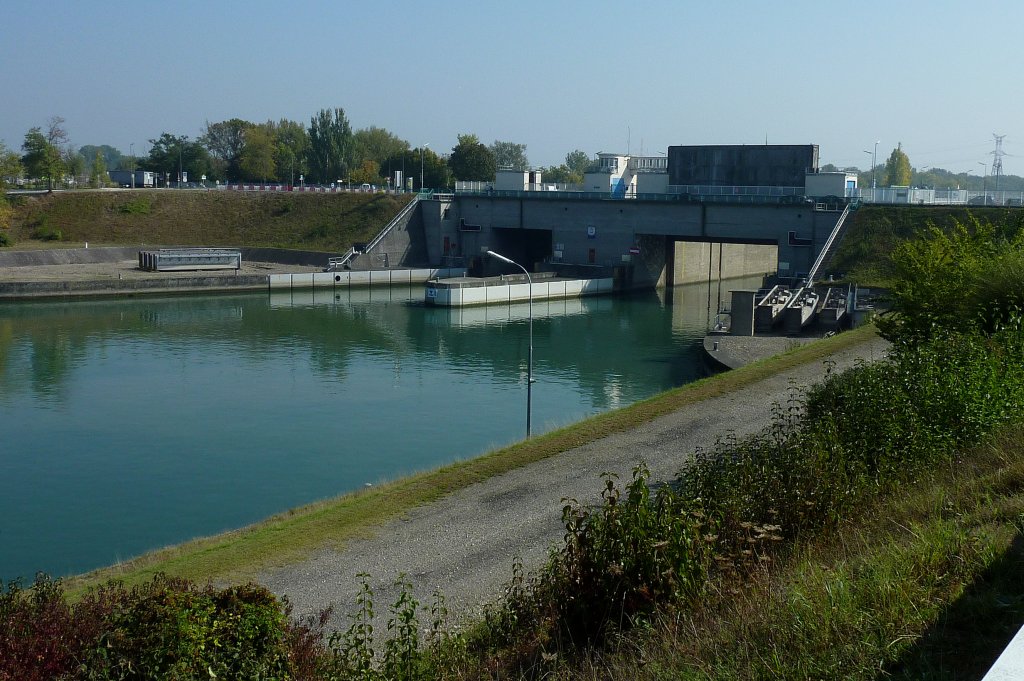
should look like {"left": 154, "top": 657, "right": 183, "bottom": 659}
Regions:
{"left": 259, "top": 334, "right": 890, "bottom": 631}
{"left": 703, "top": 334, "right": 821, "bottom": 370}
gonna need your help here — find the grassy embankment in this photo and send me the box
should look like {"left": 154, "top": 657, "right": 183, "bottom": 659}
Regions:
{"left": 832, "top": 204, "right": 1024, "bottom": 286}
{"left": 64, "top": 324, "right": 878, "bottom": 596}
{"left": 3, "top": 190, "right": 412, "bottom": 251}
{"left": 560, "top": 432, "right": 1024, "bottom": 680}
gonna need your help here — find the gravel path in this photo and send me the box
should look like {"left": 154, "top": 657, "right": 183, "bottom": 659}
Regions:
{"left": 259, "top": 335, "right": 890, "bottom": 631}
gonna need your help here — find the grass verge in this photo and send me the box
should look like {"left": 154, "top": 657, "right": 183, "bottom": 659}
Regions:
{"left": 565, "top": 431, "right": 1024, "bottom": 680}
{"left": 63, "top": 324, "right": 880, "bottom": 597}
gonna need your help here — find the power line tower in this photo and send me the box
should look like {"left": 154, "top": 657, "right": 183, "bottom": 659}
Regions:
{"left": 991, "top": 133, "right": 1006, "bottom": 191}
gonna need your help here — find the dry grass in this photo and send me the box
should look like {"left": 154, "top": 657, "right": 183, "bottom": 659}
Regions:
{"left": 6, "top": 190, "right": 412, "bottom": 251}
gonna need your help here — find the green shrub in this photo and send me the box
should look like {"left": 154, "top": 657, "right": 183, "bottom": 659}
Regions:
{"left": 30, "top": 215, "right": 63, "bottom": 242}
{"left": 118, "top": 197, "right": 152, "bottom": 215}
{"left": 0, "top": 574, "right": 300, "bottom": 680}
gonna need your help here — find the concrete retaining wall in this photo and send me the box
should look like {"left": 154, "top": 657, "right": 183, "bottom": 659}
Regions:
{"left": 0, "top": 275, "right": 269, "bottom": 299}
{"left": 425, "top": 278, "right": 614, "bottom": 307}
{"left": 0, "top": 247, "right": 141, "bottom": 267}
{"left": 0, "top": 246, "right": 342, "bottom": 268}
{"left": 346, "top": 201, "right": 428, "bottom": 270}
{"left": 269, "top": 268, "right": 466, "bottom": 290}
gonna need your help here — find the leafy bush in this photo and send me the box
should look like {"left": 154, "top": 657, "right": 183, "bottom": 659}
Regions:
{"left": 0, "top": 574, "right": 296, "bottom": 680}
{"left": 879, "top": 216, "right": 1024, "bottom": 345}
{"left": 118, "top": 197, "right": 152, "bottom": 215}
{"left": 30, "top": 215, "right": 62, "bottom": 242}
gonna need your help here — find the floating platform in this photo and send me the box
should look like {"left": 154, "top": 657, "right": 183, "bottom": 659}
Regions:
{"left": 139, "top": 248, "right": 241, "bottom": 272}
{"left": 425, "top": 274, "right": 614, "bottom": 307}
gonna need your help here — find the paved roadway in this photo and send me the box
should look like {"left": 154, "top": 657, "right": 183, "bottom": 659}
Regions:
{"left": 259, "top": 335, "right": 890, "bottom": 631}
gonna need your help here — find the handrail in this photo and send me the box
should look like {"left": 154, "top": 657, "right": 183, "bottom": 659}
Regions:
{"left": 806, "top": 202, "right": 852, "bottom": 286}
{"left": 362, "top": 195, "right": 420, "bottom": 255}
{"left": 326, "top": 247, "right": 357, "bottom": 270}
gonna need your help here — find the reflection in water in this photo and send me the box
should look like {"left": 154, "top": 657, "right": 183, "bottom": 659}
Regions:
{"left": 0, "top": 277, "right": 763, "bottom": 581}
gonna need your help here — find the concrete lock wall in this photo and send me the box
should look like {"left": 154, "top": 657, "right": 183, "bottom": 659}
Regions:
{"left": 435, "top": 196, "right": 836, "bottom": 287}
{"left": 347, "top": 199, "right": 429, "bottom": 270}
{"left": 672, "top": 242, "right": 778, "bottom": 285}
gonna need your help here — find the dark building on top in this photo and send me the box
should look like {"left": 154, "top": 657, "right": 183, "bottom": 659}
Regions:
{"left": 668, "top": 144, "right": 819, "bottom": 188}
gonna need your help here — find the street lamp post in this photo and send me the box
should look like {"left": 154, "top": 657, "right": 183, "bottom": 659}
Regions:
{"left": 129, "top": 143, "right": 135, "bottom": 189}
{"left": 862, "top": 150, "right": 873, "bottom": 201}
{"left": 872, "top": 140, "right": 879, "bottom": 189}
{"left": 979, "top": 161, "right": 988, "bottom": 205}
{"left": 420, "top": 143, "right": 429, "bottom": 191}
{"left": 486, "top": 249, "right": 534, "bottom": 438}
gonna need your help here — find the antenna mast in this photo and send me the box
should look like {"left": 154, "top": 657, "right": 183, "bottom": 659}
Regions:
{"left": 991, "top": 133, "right": 1006, "bottom": 191}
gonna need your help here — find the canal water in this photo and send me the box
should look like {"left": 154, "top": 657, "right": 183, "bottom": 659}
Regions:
{"left": 0, "top": 276, "right": 760, "bottom": 580}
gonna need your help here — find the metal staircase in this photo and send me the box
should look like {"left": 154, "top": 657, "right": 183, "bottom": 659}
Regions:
{"left": 806, "top": 202, "right": 853, "bottom": 286}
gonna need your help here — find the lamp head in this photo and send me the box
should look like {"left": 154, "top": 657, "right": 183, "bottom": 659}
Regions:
{"left": 486, "top": 250, "right": 514, "bottom": 265}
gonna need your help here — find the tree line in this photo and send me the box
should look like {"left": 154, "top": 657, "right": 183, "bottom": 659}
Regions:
{"left": 821, "top": 143, "right": 1024, "bottom": 193}
{"left": 0, "top": 110, "right": 597, "bottom": 191}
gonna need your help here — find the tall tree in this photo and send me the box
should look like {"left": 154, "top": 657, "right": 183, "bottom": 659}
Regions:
{"left": 142, "top": 133, "right": 211, "bottom": 185}
{"left": 448, "top": 134, "right": 495, "bottom": 181}
{"left": 0, "top": 142, "right": 21, "bottom": 232}
{"left": 420, "top": 147, "right": 451, "bottom": 189}
{"left": 63, "top": 147, "right": 85, "bottom": 186}
{"left": 88, "top": 150, "right": 108, "bottom": 188}
{"left": 79, "top": 145, "right": 122, "bottom": 173}
{"left": 564, "top": 149, "right": 593, "bottom": 177}
{"left": 266, "top": 118, "right": 308, "bottom": 184}
{"left": 46, "top": 116, "right": 69, "bottom": 148}
{"left": 240, "top": 126, "right": 276, "bottom": 182}
{"left": 490, "top": 140, "right": 529, "bottom": 170}
{"left": 307, "top": 107, "right": 353, "bottom": 184}
{"left": 352, "top": 126, "right": 409, "bottom": 171}
{"left": 884, "top": 143, "right": 912, "bottom": 187}
{"left": 201, "top": 118, "right": 251, "bottom": 181}
{"left": 541, "top": 164, "right": 572, "bottom": 184}
{"left": 0, "top": 142, "right": 24, "bottom": 189}
{"left": 349, "top": 160, "right": 381, "bottom": 185}
{"left": 22, "top": 127, "right": 63, "bottom": 189}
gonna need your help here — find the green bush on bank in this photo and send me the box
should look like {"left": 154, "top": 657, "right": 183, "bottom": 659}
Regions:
{"left": 457, "top": 323, "right": 1024, "bottom": 674}
{"left": 0, "top": 575, "right": 294, "bottom": 680}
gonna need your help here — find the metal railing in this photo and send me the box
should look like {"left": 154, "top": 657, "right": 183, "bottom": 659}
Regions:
{"left": 362, "top": 195, "right": 420, "bottom": 256}
{"left": 326, "top": 248, "right": 358, "bottom": 271}
{"left": 806, "top": 202, "right": 852, "bottom": 286}
{"left": 852, "top": 187, "right": 1024, "bottom": 206}
{"left": 669, "top": 184, "right": 805, "bottom": 197}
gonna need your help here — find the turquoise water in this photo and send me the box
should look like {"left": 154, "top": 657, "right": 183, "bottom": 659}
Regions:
{"left": 0, "top": 279, "right": 755, "bottom": 580}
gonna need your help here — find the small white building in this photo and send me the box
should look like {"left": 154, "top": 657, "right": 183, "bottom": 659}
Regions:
{"left": 804, "top": 171, "right": 858, "bottom": 198}
{"left": 494, "top": 169, "right": 544, "bottom": 191}
{"left": 584, "top": 153, "right": 668, "bottom": 198}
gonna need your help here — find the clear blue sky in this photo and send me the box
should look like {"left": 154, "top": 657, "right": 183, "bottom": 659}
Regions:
{"left": 2, "top": 0, "right": 1021, "bottom": 175}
